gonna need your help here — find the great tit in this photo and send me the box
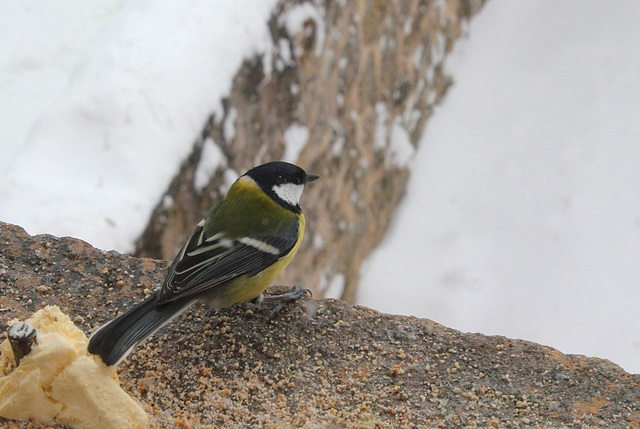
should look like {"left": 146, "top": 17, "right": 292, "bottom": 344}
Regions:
{"left": 88, "top": 161, "right": 319, "bottom": 366}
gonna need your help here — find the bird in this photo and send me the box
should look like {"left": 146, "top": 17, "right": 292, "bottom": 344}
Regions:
{"left": 87, "top": 161, "right": 319, "bottom": 366}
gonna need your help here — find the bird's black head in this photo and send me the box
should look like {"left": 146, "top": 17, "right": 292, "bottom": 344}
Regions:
{"left": 243, "top": 161, "right": 319, "bottom": 212}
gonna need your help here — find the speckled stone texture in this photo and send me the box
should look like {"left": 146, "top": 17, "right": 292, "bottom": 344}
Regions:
{"left": 1, "top": 221, "right": 639, "bottom": 428}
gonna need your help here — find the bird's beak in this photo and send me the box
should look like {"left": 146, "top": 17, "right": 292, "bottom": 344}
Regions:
{"left": 306, "top": 174, "right": 320, "bottom": 183}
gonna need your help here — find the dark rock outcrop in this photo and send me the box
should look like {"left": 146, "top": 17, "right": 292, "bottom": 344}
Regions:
{"left": 2, "top": 223, "right": 638, "bottom": 428}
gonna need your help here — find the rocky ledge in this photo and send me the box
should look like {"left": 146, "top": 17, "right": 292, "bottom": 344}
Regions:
{"left": 0, "top": 221, "right": 638, "bottom": 428}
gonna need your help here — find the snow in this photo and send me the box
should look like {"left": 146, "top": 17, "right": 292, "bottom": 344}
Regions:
{"left": 278, "top": 2, "right": 326, "bottom": 56}
{"left": 374, "top": 102, "right": 389, "bottom": 151}
{"left": 389, "top": 119, "right": 415, "bottom": 168}
{"left": 325, "top": 272, "right": 345, "bottom": 300}
{"left": 282, "top": 124, "right": 309, "bottom": 164}
{"left": 317, "top": 268, "right": 344, "bottom": 300}
{"left": 223, "top": 107, "right": 238, "bottom": 143}
{"left": 375, "top": 103, "right": 416, "bottom": 168}
{"left": 359, "top": 0, "right": 640, "bottom": 374}
{"left": 1, "top": 1, "right": 640, "bottom": 374}
{"left": 193, "top": 137, "right": 226, "bottom": 193}
{"left": 0, "top": 0, "right": 277, "bottom": 252}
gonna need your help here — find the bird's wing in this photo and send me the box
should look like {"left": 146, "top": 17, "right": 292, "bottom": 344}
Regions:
{"left": 156, "top": 218, "right": 299, "bottom": 304}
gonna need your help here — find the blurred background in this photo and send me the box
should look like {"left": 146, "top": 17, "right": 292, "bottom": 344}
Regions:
{"left": 1, "top": 0, "right": 639, "bottom": 373}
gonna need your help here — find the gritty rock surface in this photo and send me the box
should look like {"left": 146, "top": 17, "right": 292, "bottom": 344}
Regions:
{"left": 1, "top": 222, "right": 639, "bottom": 428}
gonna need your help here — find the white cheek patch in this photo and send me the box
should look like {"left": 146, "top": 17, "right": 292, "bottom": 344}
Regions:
{"left": 272, "top": 183, "right": 304, "bottom": 206}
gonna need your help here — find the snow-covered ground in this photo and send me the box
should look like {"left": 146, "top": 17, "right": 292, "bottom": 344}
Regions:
{"left": 1, "top": 1, "right": 639, "bottom": 373}
{"left": 359, "top": 1, "right": 640, "bottom": 374}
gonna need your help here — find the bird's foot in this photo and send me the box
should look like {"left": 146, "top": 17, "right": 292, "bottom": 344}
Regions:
{"left": 261, "top": 285, "right": 311, "bottom": 319}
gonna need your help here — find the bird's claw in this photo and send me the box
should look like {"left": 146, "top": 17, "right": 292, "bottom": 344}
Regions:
{"left": 262, "top": 285, "right": 311, "bottom": 319}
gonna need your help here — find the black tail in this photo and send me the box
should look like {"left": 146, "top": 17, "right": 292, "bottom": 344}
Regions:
{"left": 87, "top": 292, "right": 194, "bottom": 366}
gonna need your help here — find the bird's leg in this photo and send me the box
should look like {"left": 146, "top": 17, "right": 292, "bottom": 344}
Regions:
{"left": 260, "top": 285, "right": 311, "bottom": 319}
